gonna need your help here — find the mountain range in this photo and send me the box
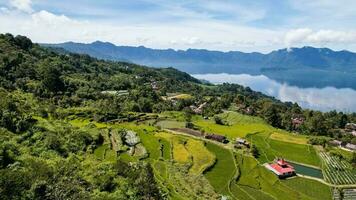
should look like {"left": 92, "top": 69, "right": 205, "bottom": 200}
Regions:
{"left": 43, "top": 41, "right": 356, "bottom": 89}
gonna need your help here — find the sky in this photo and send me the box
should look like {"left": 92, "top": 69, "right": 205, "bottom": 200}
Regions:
{"left": 1, "top": 0, "right": 356, "bottom": 52}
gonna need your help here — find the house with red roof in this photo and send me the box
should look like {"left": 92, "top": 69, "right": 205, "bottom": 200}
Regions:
{"left": 265, "top": 158, "right": 296, "bottom": 178}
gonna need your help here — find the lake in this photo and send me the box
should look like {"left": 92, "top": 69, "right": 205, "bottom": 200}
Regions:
{"left": 192, "top": 73, "right": 356, "bottom": 113}
{"left": 288, "top": 162, "right": 324, "bottom": 179}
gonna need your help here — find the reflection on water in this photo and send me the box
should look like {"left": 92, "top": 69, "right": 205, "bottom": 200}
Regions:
{"left": 192, "top": 73, "right": 356, "bottom": 112}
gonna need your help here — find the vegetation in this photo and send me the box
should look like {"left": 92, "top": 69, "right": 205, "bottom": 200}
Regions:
{"left": 186, "top": 140, "right": 216, "bottom": 174}
{"left": 283, "top": 177, "right": 332, "bottom": 200}
{"left": 0, "top": 34, "right": 353, "bottom": 199}
{"left": 204, "top": 143, "right": 236, "bottom": 195}
{"left": 319, "top": 151, "right": 356, "bottom": 185}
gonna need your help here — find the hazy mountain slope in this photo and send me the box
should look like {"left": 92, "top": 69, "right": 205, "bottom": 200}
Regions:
{"left": 44, "top": 42, "right": 356, "bottom": 89}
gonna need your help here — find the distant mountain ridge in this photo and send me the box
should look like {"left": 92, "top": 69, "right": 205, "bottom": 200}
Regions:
{"left": 43, "top": 41, "right": 356, "bottom": 89}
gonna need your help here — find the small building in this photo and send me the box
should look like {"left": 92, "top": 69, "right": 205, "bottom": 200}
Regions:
{"left": 345, "top": 143, "right": 356, "bottom": 151}
{"left": 205, "top": 134, "right": 228, "bottom": 143}
{"left": 291, "top": 117, "right": 304, "bottom": 128}
{"left": 329, "top": 140, "right": 342, "bottom": 147}
{"left": 151, "top": 81, "right": 159, "bottom": 90}
{"left": 191, "top": 102, "right": 207, "bottom": 114}
{"left": 345, "top": 123, "right": 356, "bottom": 131}
{"left": 235, "top": 138, "right": 250, "bottom": 148}
{"left": 265, "top": 158, "right": 296, "bottom": 178}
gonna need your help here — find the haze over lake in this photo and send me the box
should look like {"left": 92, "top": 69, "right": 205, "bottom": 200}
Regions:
{"left": 193, "top": 73, "right": 356, "bottom": 113}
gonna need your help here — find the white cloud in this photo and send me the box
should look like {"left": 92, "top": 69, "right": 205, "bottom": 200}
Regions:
{"left": 284, "top": 28, "right": 356, "bottom": 47}
{"left": 0, "top": 8, "right": 282, "bottom": 52}
{"left": 1, "top": 1, "right": 356, "bottom": 53}
{"left": 9, "top": 0, "right": 33, "bottom": 13}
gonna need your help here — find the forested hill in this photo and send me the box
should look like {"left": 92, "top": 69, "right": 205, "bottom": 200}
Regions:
{"left": 1, "top": 33, "right": 356, "bottom": 199}
{"left": 44, "top": 41, "right": 356, "bottom": 89}
{"left": 0, "top": 34, "right": 201, "bottom": 95}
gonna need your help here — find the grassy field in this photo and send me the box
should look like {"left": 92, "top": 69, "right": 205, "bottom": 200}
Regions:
{"left": 156, "top": 132, "right": 191, "bottom": 164}
{"left": 159, "top": 137, "right": 172, "bottom": 160}
{"left": 137, "top": 131, "right": 161, "bottom": 160}
{"left": 233, "top": 153, "right": 331, "bottom": 200}
{"left": 186, "top": 140, "right": 216, "bottom": 174}
{"left": 204, "top": 142, "right": 236, "bottom": 195}
{"left": 172, "top": 138, "right": 191, "bottom": 163}
{"left": 283, "top": 177, "right": 332, "bottom": 200}
{"left": 66, "top": 112, "right": 334, "bottom": 199}
{"left": 269, "top": 132, "right": 308, "bottom": 144}
{"left": 247, "top": 133, "right": 320, "bottom": 167}
{"left": 156, "top": 120, "right": 185, "bottom": 129}
{"left": 167, "top": 93, "right": 193, "bottom": 100}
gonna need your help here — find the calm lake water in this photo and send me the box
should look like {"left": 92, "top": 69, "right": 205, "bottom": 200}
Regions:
{"left": 289, "top": 162, "right": 324, "bottom": 179}
{"left": 193, "top": 73, "right": 356, "bottom": 112}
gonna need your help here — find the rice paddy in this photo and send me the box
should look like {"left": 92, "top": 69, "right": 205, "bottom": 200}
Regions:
{"left": 83, "top": 110, "right": 339, "bottom": 199}
{"left": 204, "top": 142, "right": 236, "bottom": 195}
{"left": 319, "top": 151, "right": 356, "bottom": 185}
{"left": 186, "top": 140, "right": 216, "bottom": 174}
{"left": 247, "top": 133, "right": 321, "bottom": 167}
{"left": 283, "top": 177, "right": 332, "bottom": 200}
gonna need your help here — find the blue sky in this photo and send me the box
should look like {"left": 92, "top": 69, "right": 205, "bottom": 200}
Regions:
{"left": 1, "top": 0, "right": 356, "bottom": 52}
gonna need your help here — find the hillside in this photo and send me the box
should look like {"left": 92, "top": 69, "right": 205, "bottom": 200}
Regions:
{"left": 1, "top": 34, "right": 356, "bottom": 200}
{"left": 44, "top": 41, "right": 356, "bottom": 89}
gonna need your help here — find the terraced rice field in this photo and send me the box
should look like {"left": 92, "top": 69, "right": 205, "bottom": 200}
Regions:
{"left": 247, "top": 133, "right": 320, "bottom": 166}
{"left": 283, "top": 177, "right": 332, "bottom": 200}
{"left": 137, "top": 132, "right": 161, "bottom": 159}
{"left": 172, "top": 138, "right": 191, "bottom": 163}
{"left": 319, "top": 152, "right": 356, "bottom": 185}
{"left": 185, "top": 140, "right": 216, "bottom": 174}
{"left": 155, "top": 120, "right": 185, "bottom": 129}
{"left": 204, "top": 142, "right": 236, "bottom": 195}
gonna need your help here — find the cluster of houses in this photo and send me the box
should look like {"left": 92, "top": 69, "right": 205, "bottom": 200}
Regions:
{"left": 329, "top": 123, "right": 356, "bottom": 151}
{"left": 345, "top": 123, "right": 356, "bottom": 136}
{"left": 265, "top": 158, "right": 296, "bottom": 178}
{"left": 330, "top": 140, "right": 356, "bottom": 151}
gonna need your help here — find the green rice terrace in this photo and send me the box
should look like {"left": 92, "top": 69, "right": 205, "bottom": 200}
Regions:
{"left": 37, "top": 110, "right": 356, "bottom": 199}
{"left": 1, "top": 34, "right": 356, "bottom": 200}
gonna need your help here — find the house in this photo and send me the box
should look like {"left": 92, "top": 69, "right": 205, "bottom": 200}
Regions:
{"left": 291, "top": 117, "right": 304, "bottom": 128}
{"left": 151, "top": 81, "right": 159, "bottom": 90}
{"left": 329, "top": 140, "right": 342, "bottom": 147}
{"left": 345, "top": 123, "right": 356, "bottom": 136}
{"left": 345, "top": 123, "right": 356, "bottom": 131}
{"left": 265, "top": 158, "right": 296, "bottom": 178}
{"left": 244, "top": 107, "right": 254, "bottom": 115}
{"left": 345, "top": 143, "right": 356, "bottom": 151}
{"left": 205, "top": 134, "right": 228, "bottom": 143}
{"left": 235, "top": 138, "right": 250, "bottom": 148}
{"left": 191, "top": 102, "right": 207, "bottom": 114}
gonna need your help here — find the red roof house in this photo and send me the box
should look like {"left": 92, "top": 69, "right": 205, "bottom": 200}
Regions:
{"left": 265, "top": 158, "right": 295, "bottom": 178}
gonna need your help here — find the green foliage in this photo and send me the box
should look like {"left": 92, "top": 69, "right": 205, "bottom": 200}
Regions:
{"left": 0, "top": 33, "right": 354, "bottom": 199}
{"left": 213, "top": 116, "right": 224, "bottom": 125}
{"left": 251, "top": 144, "right": 260, "bottom": 158}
